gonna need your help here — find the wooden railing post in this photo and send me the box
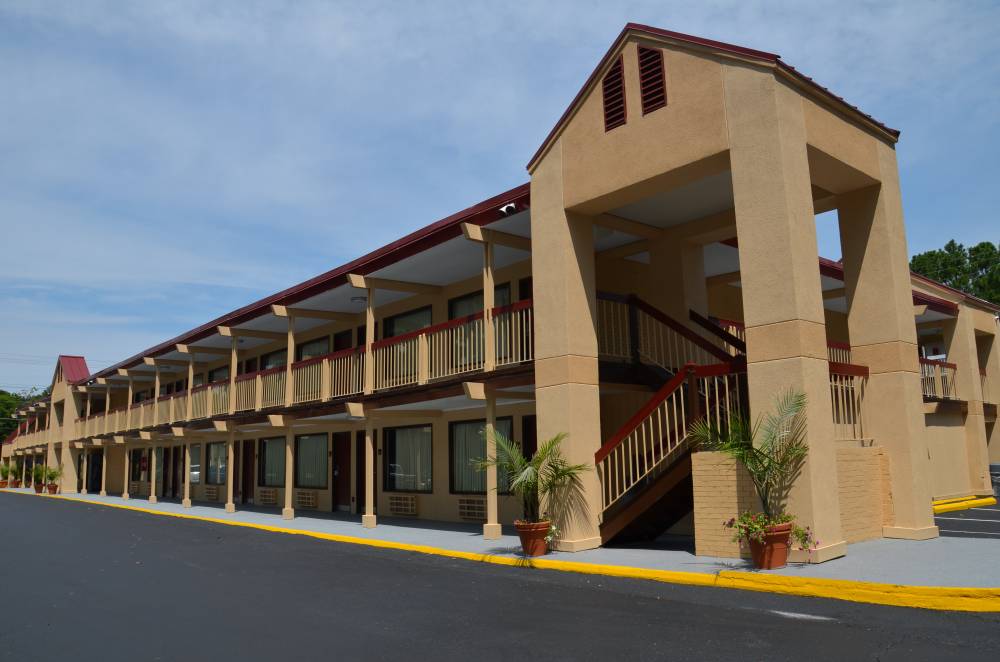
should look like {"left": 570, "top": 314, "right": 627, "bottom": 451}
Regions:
{"left": 321, "top": 358, "right": 331, "bottom": 401}
{"left": 686, "top": 363, "right": 702, "bottom": 424}
{"left": 363, "top": 287, "right": 375, "bottom": 395}
{"left": 284, "top": 316, "right": 295, "bottom": 407}
{"left": 229, "top": 337, "right": 238, "bottom": 415}
{"left": 933, "top": 363, "right": 944, "bottom": 399}
{"left": 417, "top": 333, "right": 429, "bottom": 385}
{"left": 255, "top": 374, "right": 263, "bottom": 411}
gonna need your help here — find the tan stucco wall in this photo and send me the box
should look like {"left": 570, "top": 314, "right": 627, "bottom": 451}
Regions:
{"left": 836, "top": 445, "right": 892, "bottom": 543}
{"left": 924, "top": 410, "right": 974, "bottom": 499}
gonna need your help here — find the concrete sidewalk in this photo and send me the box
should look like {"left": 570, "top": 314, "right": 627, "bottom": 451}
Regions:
{"left": 4, "top": 488, "right": 999, "bottom": 606}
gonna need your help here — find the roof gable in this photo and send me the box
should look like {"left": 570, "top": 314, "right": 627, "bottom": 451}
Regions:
{"left": 54, "top": 355, "right": 90, "bottom": 386}
{"left": 526, "top": 23, "right": 899, "bottom": 173}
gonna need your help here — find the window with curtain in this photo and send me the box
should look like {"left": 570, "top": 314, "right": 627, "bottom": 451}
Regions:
{"left": 260, "top": 350, "right": 287, "bottom": 371}
{"left": 295, "top": 434, "right": 328, "bottom": 489}
{"left": 449, "top": 417, "right": 513, "bottom": 494}
{"left": 296, "top": 337, "right": 330, "bottom": 362}
{"left": 447, "top": 284, "right": 511, "bottom": 319}
{"left": 384, "top": 425, "right": 433, "bottom": 493}
{"left": 208, "top": 366, "right": 229, "bottom": 383}
{"left": 130, "top": 449, "right": 144, "bottom": 482}
{"left": 206, "top": 442, "right": 226, "bottom": 485}
{"left": 258, "top": 437, "right": 285, "bottom": 487}
{"left": 383, "top": 306, "right": 432, "bottom": 339}
{"left": 190, "top": 444, "right": 201, "bottom": 484}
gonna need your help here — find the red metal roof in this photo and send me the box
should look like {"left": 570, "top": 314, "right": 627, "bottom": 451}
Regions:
{"left": 82, "top": 184, "right": 531, "bottom": 383}
{"left": 58, "top": 355, "right": 91, "bottom": 385}
{"left": 526, "top": 23, "right": 900, "bottom": 171}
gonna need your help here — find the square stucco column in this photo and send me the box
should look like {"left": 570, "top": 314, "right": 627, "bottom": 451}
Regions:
{"left": 282, "top": 430, "right": 295, "bottom": 520}
{"left": 530, "top": 140, "right": 603, "bottom": 551}
{"left": 647, "top": 237, "right": 709, "bottom": 322}
{"left": 724, "top": 64, "right": 845, "bottom": 561}
{"left": 837, "top": 143, "right": 938, "bottom": 538}
{"left": 80, "top": 450, "right": 88, "bottom": 495}
{"left": 942, "top": 310, "right": 992, "bottom": 494}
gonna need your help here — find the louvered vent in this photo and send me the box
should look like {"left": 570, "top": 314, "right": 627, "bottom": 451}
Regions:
{"left": 638, "top": 46, "right": 667, "bottom": 115}
{"left": 602, "top": 55, "right": 626, "bottom": 131}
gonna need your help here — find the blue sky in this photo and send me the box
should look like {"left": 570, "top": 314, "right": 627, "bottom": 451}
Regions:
{"left": 1, "top": 1, "right": 997, "bottom": 391}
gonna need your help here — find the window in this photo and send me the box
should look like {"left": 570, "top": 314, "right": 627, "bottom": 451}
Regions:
{"left": 192, "top": 373, "right": 205, "bottom": 387}
{"left": 383, "top": 306, "right": 432, "bottom": 339}
{"left": 295, "top": 434, "right": 328, "bottom": 489}
{"left": 450, "top": 417, "right": 513, "bottom": 494}
{"left": 190, "top": 444, "right": 201, "bottom": 484}
{"left": 296, "top": 337, "right": 330, "bottom": 362}
{"left": 518, "top": 277, "right": 532, "bottom": 301}
{"left": 447, "top": 284, "right": 511, "bottom": 319}
{"left": 242, "top": 357, "right": 258, "bottom": 375}
{"left": 206, "top": 442, "right": 226, "bottom": 485}
{"left": 333, "top": 329, "right": 353, "bottom": 351}
{"left": 602, "top": 54, "right": 626, "bottom": 131}
{"left": 260, "top": 350, "right": 287, "bottom": 371}
{"left": 383, "top": 425, "right": 433, "bottom": 493}
{"left": 638, "top": 46, "right": 667, "bottom": 115}
{"left": 208, "top": 366, "right": 229, "bottom": 383}
{"left": 258, "top": 437, "right": 285, "bottom": 487}
{"left": 130, "top": 449, "right": 145, "bottom": 482}
{"left": 173, "top": 379, "right": 187, "bottom": 393}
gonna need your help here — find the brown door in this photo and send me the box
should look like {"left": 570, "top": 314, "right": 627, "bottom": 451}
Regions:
{"left": 241, "top": 440, "right": 255, "bottom": 504}
{"left": 332, "top": 432, "right": 351, "bottom": 510}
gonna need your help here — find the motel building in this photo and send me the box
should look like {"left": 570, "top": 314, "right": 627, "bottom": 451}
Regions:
{"left": 3, "top": 24, "right": 999, "bottom": 562}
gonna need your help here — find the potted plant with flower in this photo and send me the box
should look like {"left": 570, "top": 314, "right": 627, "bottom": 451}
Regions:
{"left": 0, "top": 463, "right": 9, "bottom": 488}
{"left": 689, "top": 390, "right": 815, "bottom": 569}
{"left": 31, "top": 464, "right": 46, "bottom": 494}
{"left": 11, "top": 464, "right": 22, "bottom": 488}
{"left": 478, "top": 432, "right": 588, "bottom": 557}
{"left": 45, "top": 466, "right": 62, "bottom": 494}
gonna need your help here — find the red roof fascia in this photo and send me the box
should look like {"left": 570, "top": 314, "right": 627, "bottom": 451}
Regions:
{"left": 84, "top": 184, "right": 530, "bottom": 383}
{"left": 820, "top": 257, "right": 959, "bottom": 316}
{"left": 526, "top": 23, "right": 898, "bottom": 171}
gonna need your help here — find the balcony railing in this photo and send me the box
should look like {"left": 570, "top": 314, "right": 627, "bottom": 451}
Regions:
{"left": 829, "top": 361, "right": 868, "bottom": 441}
{"left": 920, "top": 358, "right": 957, "bottom": 400}
{"left": 70, "top": 301, "right": 536, "bottom": 437}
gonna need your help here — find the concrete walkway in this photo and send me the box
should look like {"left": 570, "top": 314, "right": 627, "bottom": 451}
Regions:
{"left": 5, "top": 488, "right": 999, "bottom": 589}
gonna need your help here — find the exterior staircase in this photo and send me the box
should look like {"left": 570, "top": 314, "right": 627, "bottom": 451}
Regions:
{"left": 595, "top": 294, "right": 747, "bottom": 545}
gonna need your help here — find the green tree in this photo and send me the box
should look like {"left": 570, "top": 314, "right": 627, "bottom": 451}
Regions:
{"left": 910, "top": 240, "right": 1000, "bottom": 305}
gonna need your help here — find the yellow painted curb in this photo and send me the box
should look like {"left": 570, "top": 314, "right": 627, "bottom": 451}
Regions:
{"left": 6, "top": 490, "right": 1000, "bottom": 612}
{"left": 933, "top": 496, "right": 997, "bottom": 514}
{"left": 932, "top": 495, "right": 978, "bottom": 506}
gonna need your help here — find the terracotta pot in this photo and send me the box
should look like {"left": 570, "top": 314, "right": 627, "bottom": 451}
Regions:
{"left": 33, "top": 483, "right": 44, "bottom": 494}
{"left": 748, "top": 522, "right": 793, "bottom": 569}
{"left": 515, "top": 520, "right": 551, "bottom": 557}
{"left": 47, "top": 484, "right": 58, "bottom": 495}
{"left": 12, "top": 480, "right": 21, "bottom": 488}
{"left": 0, "top": 480, "right": 7, "bottom": 488}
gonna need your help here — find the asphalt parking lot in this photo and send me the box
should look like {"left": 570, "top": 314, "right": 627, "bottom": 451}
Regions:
{"left": 935, "top": 503, "right": 1000, "bottom": 539}
{"left": 2, "top": 493, "right": 999, "bottom": 661}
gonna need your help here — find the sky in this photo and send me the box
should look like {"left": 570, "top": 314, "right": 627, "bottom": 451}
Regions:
{"left": 1, "top": 0, "right": 998, "bottom": 391}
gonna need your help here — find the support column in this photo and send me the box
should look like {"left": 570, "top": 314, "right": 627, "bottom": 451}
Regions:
{"left": 529, "top": 141, "right": 602, "bottom": 551}
{"left": 648, "top": 237, "right": 709, "bottom": 322}
{"left": 942, "top": 309, "right": 992, "bottom": 494}
{"left": 838, "top": 142, "right": 938, "bottom": 539}
{"left": 483, "top": 242, "right": 496, "bottom": 372}
{"left": 725, "top": 63, "right": 845, "bottom": 561}
{"left": 126, "top": 378, "right": 134, "bottom": 429}
{"left": 186, "top": 360, "right": 195, "bottom": 420}
{"left": 122, "top": 446, "right": 131, "bottom": 500}
{"left": 80, "top": 450, "right": 88, "bottom": 495}
{"left": 229, "top": 337, "right": 238, "bottom": 415}
{"left": 282, "top": 429, "right": 295, "bottom": 519}
{"left": 363, "top": 289, "right": 375, "bottom": 395}
{"left": 182, "top": 443, "right": 192, "bottom": 508}
{"left": 483, "top": 390, "right": 501, "bottom": 539}
{"left": 284, "top": 317, "right": 295, "bottom": 406}
{"left": 153, "top": 369, "right": 161, "bottom": 425}
{"left": 225, "top": 431, "right": 236, "bottom": 513}
{"left": 148, "top": 445, "right": 158, "bottom": 504}
{"left": 99, "top": 448, "right": 107, "bottom": 496}
{"left": 362, "top": 418, "right": 376, "bottom": 528}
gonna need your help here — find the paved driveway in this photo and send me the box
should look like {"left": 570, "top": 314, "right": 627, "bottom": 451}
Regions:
{"left": 936, "top": 504, "right": 1000, "bottom": 539}
{"left": 1, "top": 493, "right": 999, "bottom": 661}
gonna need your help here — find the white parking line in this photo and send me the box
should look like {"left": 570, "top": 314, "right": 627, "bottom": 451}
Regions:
{"left": 768, "top": 610, "right": 836, "bottom": 622}
{"left": 935, "top": 516, "right": 1000, "bottom": 523}
{"left": 939, "top": 529, "right": 1000, "bottom": 537}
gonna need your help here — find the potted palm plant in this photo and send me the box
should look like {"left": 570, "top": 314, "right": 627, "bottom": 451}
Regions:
{"left": 689, "top": 390, "right": 814, "bottom": 569}
{"left": 0, "top": 463, "right": 9, "bottom": 488}
{"left": 31, "top": 464, "right": 46, "bottom": 494}
{"left": 45, "top": 466, "right": 62, "bottom": 494}
{"left": 11, "top": 464, "right": 22, "bottom": 488}
{"left": 478, "top": 432, "right": 588, "bottom": 557}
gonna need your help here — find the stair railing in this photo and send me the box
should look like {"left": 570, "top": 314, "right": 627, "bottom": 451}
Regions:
{"left": 594, "top": 361, "right": 747, "bottom": 513}
{"left": 597, "top": 293, "right": 733, "bottom": 372}
{"left": 688, "top": 310, "right": 746, "bottom": 356}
